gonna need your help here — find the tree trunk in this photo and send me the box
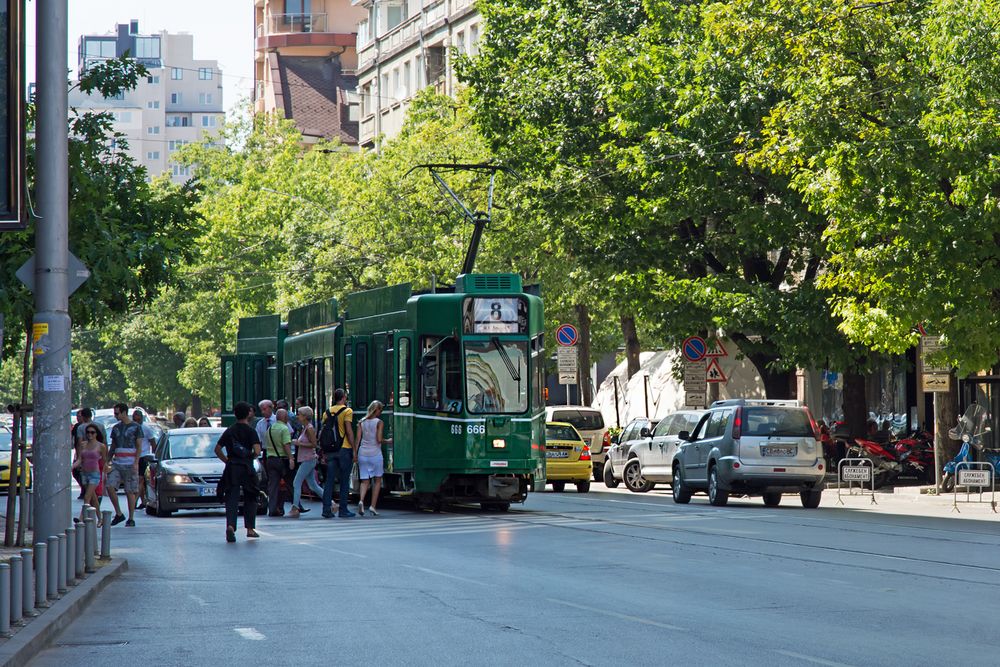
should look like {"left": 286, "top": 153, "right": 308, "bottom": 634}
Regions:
{"left": 760, "top": 368, "right": 794, "bottom": 400}
{"left": 842, "top": 371, "right": 868, "bottom": 438}
{"left": 191, "top": 395, "right": 203, "bottom": 419}
{"left": 620, "top": 314, "right": 640, "bottom": 380}
{"left": 576, "top": 304, "right": 592, "bottom": 405}
{"left": 933, "top": 375, "right": 959, "bottom": 491}
{"left": 173, "top": 401, "right": 189, "bottom": 414}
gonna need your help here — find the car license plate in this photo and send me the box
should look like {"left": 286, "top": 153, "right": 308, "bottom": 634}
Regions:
{"left": 762, "top": 445, "right": 797, "bottom": 457}
{"left": 198, "top": 486, "right": 216, "bottom": 497}
{"left": 546, "top": 451, "right": 569, "bottom": 459}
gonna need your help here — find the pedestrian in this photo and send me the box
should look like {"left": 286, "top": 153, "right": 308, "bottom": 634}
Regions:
{"left": 106, "top": 403, "right": 142, "bottom": 527}
{"left": 198, "top": 416, "right": 211, "bottom": 427}
{"left": 183, "top": 417, "right": 198, "bottom": 427}
{"left": 133, "top": 409, "right": 156, "bottom": 510}
{"left": 71, "top": 408, "right": 105, "bottom": 499}
{"left": 72, "top": 423, "right": 108, "bottom": 525}
{"left": 289, "top": 406, "right": 324, "bottom": 518}
{"left": 321, "top": 389, "right": 355, "bottom": 519}
{"left": 173, "top": 412, "right": 186, "bottom": 429}
{"left": 357, "top": 400, "right": 391, "bottom": 517}
{"left": 264, "top": 408, "right": 293, "bottom": 516}
{"left": 214, "top": 401, "right": 262, "bottom": 542}
{"left": 290, "top": 397, "right": 307, "bottom": 440}
{"left": 255, "top": 400, "right": 275, "bottom": 444}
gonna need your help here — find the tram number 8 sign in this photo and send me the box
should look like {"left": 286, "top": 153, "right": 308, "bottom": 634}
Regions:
{"left": 841, "top": 466, "right": 872, "bottom": 482}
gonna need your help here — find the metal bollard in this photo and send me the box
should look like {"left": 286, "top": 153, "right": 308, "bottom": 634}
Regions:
{"left": 66, "top": 529, "right": 77, "bottom": 586}
{"left": 10, "top": 556, "right": 21, "bottom": 625}
{"left": 33, "top": 543, "right": 47, "bottom": 609}
{"left": 75, "top": 523, "right": 85, "bottom": 578}
{"left": 84, "top": 519, "right": 96, "bottom": 572}
{"left": 20, "top": 549, "right": 33, "bottom": 617}
{"left": 57, "top": 533, "right": 68, "bottom": 593}
{"left": 100, "top": 511, "right": 112, "bottom": 559}
{"left": 46, "top": 536, "right": 58, "bottom": 600}
{"left": 0, "top": 563, "right": 9, "bottom": 636}
{"left": 85, "top": 507, "right": 99, "bottom": 556}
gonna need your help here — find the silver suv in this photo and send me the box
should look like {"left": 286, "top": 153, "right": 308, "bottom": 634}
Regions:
{"left": 671, "top": 399, "right": 826, "bottom": 508}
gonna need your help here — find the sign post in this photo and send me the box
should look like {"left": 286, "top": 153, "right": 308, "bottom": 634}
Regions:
{"left": 556, "top": 324, "right": 579, "bottom": 404}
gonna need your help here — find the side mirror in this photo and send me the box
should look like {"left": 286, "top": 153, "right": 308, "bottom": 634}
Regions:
{"left": 610, "top": 435, "right": 620, "bottom": 445}
{"left": 640, "top": 427, "right": 651, "bottom": 439}
{"left": 678, "top": 430, "right": 691, "bottom": 442}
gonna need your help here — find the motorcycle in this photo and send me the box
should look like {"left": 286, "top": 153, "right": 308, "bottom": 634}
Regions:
{"left": 846, "top": 435, "right": 903, "bottom": 489}
{"left": 894, "top": 430, "right": 935, "bottom": 482}
{"left": 942, "top": 404, "right": 996, "bottom": 492}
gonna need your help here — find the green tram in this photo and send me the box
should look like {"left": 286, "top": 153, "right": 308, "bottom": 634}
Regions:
{"left": 221, "top": 273, "right": 546, "bottom": 510}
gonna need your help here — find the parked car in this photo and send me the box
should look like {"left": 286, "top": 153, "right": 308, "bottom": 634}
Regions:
{"left": 545, "top": 406, "right": 607, "bottom": 481}
{"left": 671, "top": 399, "right": 826, "bottom": 508}
{"left": 606, "top": 410, "right": 705, "bottom": 493}
{"left": 544, "top": 422, "right": 592, "bottom": 493}
{"left": 604, "top": 417, "right": 658, "bottom": 491}
{"left": 144, "top": 427, "right": 265, "bottom": 517}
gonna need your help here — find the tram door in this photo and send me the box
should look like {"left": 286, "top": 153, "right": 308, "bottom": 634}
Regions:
{"left": 393, "top": 331, "right": 415, "bottom": 471}
{"left": 344, "top": 335, "right": 373, "bottom": 412}
{"left": 220, "top": 353, "right": 268, "bottom": 424}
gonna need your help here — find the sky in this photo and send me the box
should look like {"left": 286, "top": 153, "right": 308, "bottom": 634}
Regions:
{"left": 25, "top": 0, "right": 254, "bottom": 114}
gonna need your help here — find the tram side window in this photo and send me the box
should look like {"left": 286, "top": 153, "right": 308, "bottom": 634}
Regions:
{"left": 398, "top": 338, "right": 411, "bottom": 408}
{"left": 356, "top": 342, "right": 369, "bottom": 407}
{"left": 284, "top": 366, "right": 293, "bottom": 405}
{"left": 324, "top": 357, "right": 334, "bottom": 409}
{"left": 374, "top": 334, "right": 387, "bottom": 405}
{"left": 420, "top": 336, "right": 462, "bottom": 412}
{"left": 224, "top": 361, "right": 234, "bottom": 412}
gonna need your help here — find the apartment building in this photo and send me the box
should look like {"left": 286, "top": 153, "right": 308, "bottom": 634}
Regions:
{"left": 253, "top": 0, "right": 366, "bottom": 145}
{"left": 354, "top": 0, "right": 481, "bottom": 148}
{"left": 70, "top": 21, "right": 224, "bottom": 184}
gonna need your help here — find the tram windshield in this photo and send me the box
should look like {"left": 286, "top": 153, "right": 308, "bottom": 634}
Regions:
{"left": 464, "top": 339, "right": 529, "bottom": 414}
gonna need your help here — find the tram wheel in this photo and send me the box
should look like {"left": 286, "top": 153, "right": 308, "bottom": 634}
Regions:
{"left": 481, "top": 501, "right": 510, "bottom": 512}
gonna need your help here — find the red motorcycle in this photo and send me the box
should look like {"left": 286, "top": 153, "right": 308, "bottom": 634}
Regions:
{"left": 894, "top": 431, "right": 935, "bottom": 482}
{"left": 846, "top": 436, "right": 903, "bottom": 489}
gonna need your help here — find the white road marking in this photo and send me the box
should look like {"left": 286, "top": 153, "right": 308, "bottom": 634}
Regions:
{"left": 189, "top": 594, "right": 209, "bottom": 607}
{"left": 234, "top": 627, "right": 266, "bottom": 641}
{"left": 402, "top": 565, "right": 487, "bottom": 586}
{"left": 774, "top": 649, "right": 855, "bottom": 667}
{"left": 546, "top": 599, "right": 684, "bottom": 631}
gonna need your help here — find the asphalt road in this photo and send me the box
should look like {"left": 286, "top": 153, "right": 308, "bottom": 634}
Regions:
{"left": 30, "top": 484, "right": 1000, "bottom": 666}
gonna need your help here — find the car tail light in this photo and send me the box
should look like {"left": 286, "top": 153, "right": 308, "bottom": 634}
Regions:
{"left": 732, "top": 407, "right": 742, "bottom": 440}
{"left": 580, "top": 446, "right": 591, "bottom": 461}
{"left": 602, "top": 431, "right": 611, "bottom": 448}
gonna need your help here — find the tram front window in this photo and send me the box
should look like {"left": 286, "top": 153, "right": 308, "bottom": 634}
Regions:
{"left": 420, "top": 336, "right": 463, "bottom": 412}
{"left": 465, "top": 339, "right": 529, "bottom": 414}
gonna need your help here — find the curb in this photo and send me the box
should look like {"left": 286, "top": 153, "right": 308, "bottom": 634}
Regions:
{"left": 0, "top": 558, "right": 128, "bottom": 667}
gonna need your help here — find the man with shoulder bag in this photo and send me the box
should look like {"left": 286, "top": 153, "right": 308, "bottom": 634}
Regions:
{"left": 265, "top": 408, "right": 293, "bottom": 516}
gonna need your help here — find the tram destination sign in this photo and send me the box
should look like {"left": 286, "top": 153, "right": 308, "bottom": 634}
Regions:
{"left": 463, "top": 297, "right": 527, "bottom": 334}
{"left": 841, "top": 465, "right": 872, "bottom": 482}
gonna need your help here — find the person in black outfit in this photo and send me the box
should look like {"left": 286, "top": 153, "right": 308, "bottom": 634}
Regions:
{"left": 214, "top": 401, "right": 262, "bottom": 543}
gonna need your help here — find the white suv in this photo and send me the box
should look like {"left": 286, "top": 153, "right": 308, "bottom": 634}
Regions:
{"left": 671, "top": 399, "right": 826, "bottom": 508}
{"left": 545, "top": 406, "right": 607, "bottom": 481}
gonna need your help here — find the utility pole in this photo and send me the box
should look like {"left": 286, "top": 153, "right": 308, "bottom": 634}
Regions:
{"left": 32, "top": 0, "right": 72, "bottom": 545}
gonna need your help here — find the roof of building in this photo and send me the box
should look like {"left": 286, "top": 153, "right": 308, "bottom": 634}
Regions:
{"left": 270, "top": 54, "right": 358, "bottom": 145}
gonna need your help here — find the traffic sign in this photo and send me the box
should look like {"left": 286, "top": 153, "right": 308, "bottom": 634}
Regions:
{"left": 557, "top": 346, "right": 578, "bottom": 371}
{"left": 558, "top": 371, "right": 577, "bottom": 385}
{"left": 705, "top": 358, "right": 727, "bottom": 383}
{"left": 922, "top": 374, "right": 950, "bottom": 393}
{"left": 16, "top": 252, "right": 91, "bottom": 296}
{"left": 556, "top": 323, "right": 579, "bottom": 347}
{"left": 681, "top": 336, "right": 707, "bottom": 362}
{"left": 683, "top": 359, "right": 706, "bottom": 392}
{"left": 685, "top": 391, "right": 706, "bottom": 408}
{"left": 705, "top": 339, "right": 728, "bottom": 358}
{"left": 920, "top": 335, "right": 948, "bottom": 374}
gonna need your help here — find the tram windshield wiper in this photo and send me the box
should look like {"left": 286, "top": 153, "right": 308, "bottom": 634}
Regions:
{"left": 492, "top": 337, "right": 521, "bottom": 383}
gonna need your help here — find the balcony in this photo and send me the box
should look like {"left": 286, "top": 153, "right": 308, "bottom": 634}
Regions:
{"left": 256, "top": 13, "right": 357, "bottom": 51}
{"left": 357, "top": 14, "right": 422, "bottom": 71}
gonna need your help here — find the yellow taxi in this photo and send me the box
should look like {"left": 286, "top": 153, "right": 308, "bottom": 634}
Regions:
{"left": 544, "top": 422, "right": 591, "bottom": 492}
{"left": 0, "top": 426, "right": 32, "bottom": 489}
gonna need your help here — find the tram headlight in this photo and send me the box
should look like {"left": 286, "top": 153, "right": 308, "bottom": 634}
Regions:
{"left": 492, "top": 438, "right": 506, "bottom": 449}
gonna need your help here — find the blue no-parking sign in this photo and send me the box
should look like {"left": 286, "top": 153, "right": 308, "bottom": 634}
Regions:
{"left": 682, "top": 336, "right": 707, "bottom": 362}
{"left": 556, "top": 323, "right": 579, "bottom": 347}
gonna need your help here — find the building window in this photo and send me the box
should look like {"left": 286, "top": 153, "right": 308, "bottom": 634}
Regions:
{"left": 380, "top": 73, "right": 389, "bottom": 105}
{"left": 145, "top": 151, "right": 160, "bottom": 160}
{"left": 456, "top": 31, "right": 466, "bottom": 55}
{"left": 386, "top": 2, "right": 406, "bottom": 30}
{"left": 392, "top": 69, "right": 400, "bottom": 101}
{"left": 198, "top": 67, "right": 213, "bottom": 80}
{"left": 470, "top": 24, "right": 479, "bottom": 54}
{"left": 146, "top": 100, "right": 160, "bottom": 109}
{"left": 171, "top": 67, "right": 183, "bottom": 80}
{"left": 202, "top": 115, "right": 218, "bottom": 128}
{"left": 111, "top": 111, "right": 133, "bottom": 123}
{"left": 284, "top": 0, "right": 311, "bottom": 15}
{"left": 168, "top": 140, "right": 188, "bottom": 151}
{"left": 170, "top": 92, "right": 182, "bottom": 105}
{"left": 166, "top": 115, "right": 191, "bottom": 127}
{"left": 106, "top": 91, "right": 125, "bottom": 101}
{"left": 147, "top": 126, "right": 160, "bottom": 135}
{"left": 199, "top": 92, "right": 214, "bottom": 105}
{"left": 133, "top": 36, "right": 161, "bottom": 60}
{"left": 403, "top": 62, "right": 411, "bottom": 98}
{"left": 171, "top": 164, "right": 191, "bottom": 177}
{"left": 147, "top": 75, "right": 160, "bottom": 84}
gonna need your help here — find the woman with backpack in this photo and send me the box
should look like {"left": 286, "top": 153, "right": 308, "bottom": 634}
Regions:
{"left": 357, "top": 400, "right": 391, "bottom": 517}
{"left": 289, "top": 406, "right": 325, "bottom": 518}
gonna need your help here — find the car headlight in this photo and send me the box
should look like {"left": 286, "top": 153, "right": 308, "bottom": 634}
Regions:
{"left": 170, "top": 474, "right": 193, "bottom": 484}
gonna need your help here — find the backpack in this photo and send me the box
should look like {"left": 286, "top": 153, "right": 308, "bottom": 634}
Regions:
{"left": 318, "top": 407, "right": 347, "bottom": 454}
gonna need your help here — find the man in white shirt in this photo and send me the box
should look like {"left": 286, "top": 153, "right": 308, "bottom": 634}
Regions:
{"left": 133, "top": 410, "right": 157, "bottom": 510}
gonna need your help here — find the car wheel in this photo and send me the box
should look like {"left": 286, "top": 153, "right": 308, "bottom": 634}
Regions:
{"left": 672, "top": 465, "right": 692, "bottom": 504}
{"left": 708, "top": 466, "right": 729, "bottom": 507}
{"left": 576, "top": 481, "right": 591, "bottom": 493}
{"left": 800, "top": 489, "right": 822, "bottom": 509}
{"left": 145, "top": 504, "right": 156, "bottom": 516}
{"left": 602, "top": 460, "right": 620, "bottom": 489}
{"left": 551, "top": 481, "right": 566, "bottom": 493}
{"left": 623, "top": 459, "right": 653, "bottom": 493}
{"left": 155, "top": 503, "right": 173, "bottom": 518}
{"left": 592, "top": 466, "right": 602, "bottom": 483}
{"left": 763, "top": 492, "right": 782, "bottom": 507}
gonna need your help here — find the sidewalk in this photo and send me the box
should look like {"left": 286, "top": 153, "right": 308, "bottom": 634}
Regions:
{"left": 825, "top": 482, "right": 1000, "bottom": 520}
